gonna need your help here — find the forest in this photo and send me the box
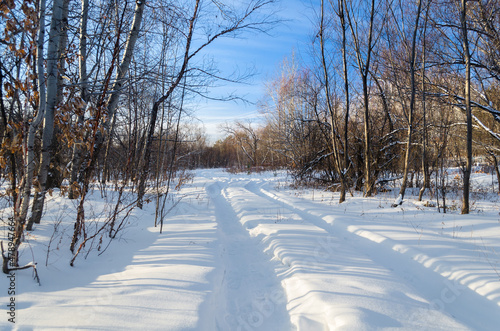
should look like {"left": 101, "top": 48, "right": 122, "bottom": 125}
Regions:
{"left": 1, "top": 0, "right": 500, "bottom": 273}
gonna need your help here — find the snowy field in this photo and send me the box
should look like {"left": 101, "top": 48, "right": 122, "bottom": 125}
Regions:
{"left": 1, "top": 169, "right": 500, "bottom": 330}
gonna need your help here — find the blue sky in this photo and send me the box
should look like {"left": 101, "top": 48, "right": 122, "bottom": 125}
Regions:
{"left": 193, "top": 0, "right": 315, "bottom": 142}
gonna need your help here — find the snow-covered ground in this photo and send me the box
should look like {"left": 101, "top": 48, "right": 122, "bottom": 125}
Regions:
{"left": 1, "top": 169, "right": 500, "bottom": 330}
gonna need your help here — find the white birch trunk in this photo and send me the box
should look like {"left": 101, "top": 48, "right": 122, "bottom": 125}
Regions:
{"left": 29, "top": 0, "right": 64, "bottom": 226}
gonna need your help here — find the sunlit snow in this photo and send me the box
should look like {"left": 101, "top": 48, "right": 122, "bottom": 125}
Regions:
{"left": 1, "top": 169, "right": 499, "bottom": 330}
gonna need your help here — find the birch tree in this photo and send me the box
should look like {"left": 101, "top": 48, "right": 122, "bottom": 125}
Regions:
{"left": 28, "top": 0, "right": 65, "bottom": 227}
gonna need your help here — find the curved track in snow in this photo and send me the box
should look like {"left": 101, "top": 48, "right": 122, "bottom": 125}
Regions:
{"left": 202, "top": 174, "right": 500, "bottom": 330}
{"left": 206, "top": 180, "right": 292, "bottom": 330}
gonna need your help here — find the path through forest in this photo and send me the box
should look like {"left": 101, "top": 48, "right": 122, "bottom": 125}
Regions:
{"left": 201, "top": 174, "right": 495, "bottom": 330}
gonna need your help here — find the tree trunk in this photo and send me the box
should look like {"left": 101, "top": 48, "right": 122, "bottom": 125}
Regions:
{"left": 394, "top": 0, "right": 423, "bottom": 206}
{"left": 418, "top": 0, "right": 431, "bottom": 202}
{"left": 29, "top": 0, "right": 64, "bottom": 228}
{"left": 69, "top": 0, "right": 89, "bottom": 200}
{"left": 346, "top": 0, "right": 376, "bottom": 197}
{"left": 320, "top": 0, "right": 346, "bottom": 203}
{"left": 460, "top": 0, "right": 472, "bottom": 215}
{"left": 361, "top": 77, "right": 372, "bottom": 196}
{"left": 337, "top": 0, "right": 351, "bottom": 202}
{"left": 493, "top": 155, "right": 500, "bottom": 194}
{"left": 340, "top": 0, "right": 350, "bottom": 203}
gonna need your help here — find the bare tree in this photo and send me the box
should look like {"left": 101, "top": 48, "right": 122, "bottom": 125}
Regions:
{"left": 393, "top": 0, "right": 424, "bottom": 206}
{"left": 338, "top": 0, "right": 351, "bottom": 202}
{"left": 460, "top": 0, "right": 472, "bottom": 214}
{"left": 68, "top": 0, "right": 90, "bottom": 200}
{"left": 345, "top": 0, "right": 378, "bottom": 196}
{"left": 101, "top": 0, "right": 146, "bottom": 184}
{"left": 418, "top": 0, "right": 432, "bottom": 202}
{"left": 319, "top": 0, "right": 349, "bottom": 202}
{"left": 136, "top": 0, "right": 278, "bottom": 208}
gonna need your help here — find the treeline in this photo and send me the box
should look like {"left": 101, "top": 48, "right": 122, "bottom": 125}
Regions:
{"left": 0, "top": 0, "right": 278, "bottom": 270}
{"left": 219, "top": 0, "right": 500, "bottom": 211}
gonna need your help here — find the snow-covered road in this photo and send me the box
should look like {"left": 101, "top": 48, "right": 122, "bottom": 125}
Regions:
{"left": 203, "top": 175, "right": 487, "bottom": 330}
{"left": 2, "top": 169, "right": 500, "bottom": 330}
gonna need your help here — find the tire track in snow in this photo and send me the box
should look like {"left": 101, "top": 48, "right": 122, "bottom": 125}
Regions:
{"left": 221, "top": 180, "right": 445, "bottom": 330}
{"left": 206, "top": 179, "right": 292, "bottom": 331}
{"left": 246, "top": 180, "right": 500, "bottom": 330}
